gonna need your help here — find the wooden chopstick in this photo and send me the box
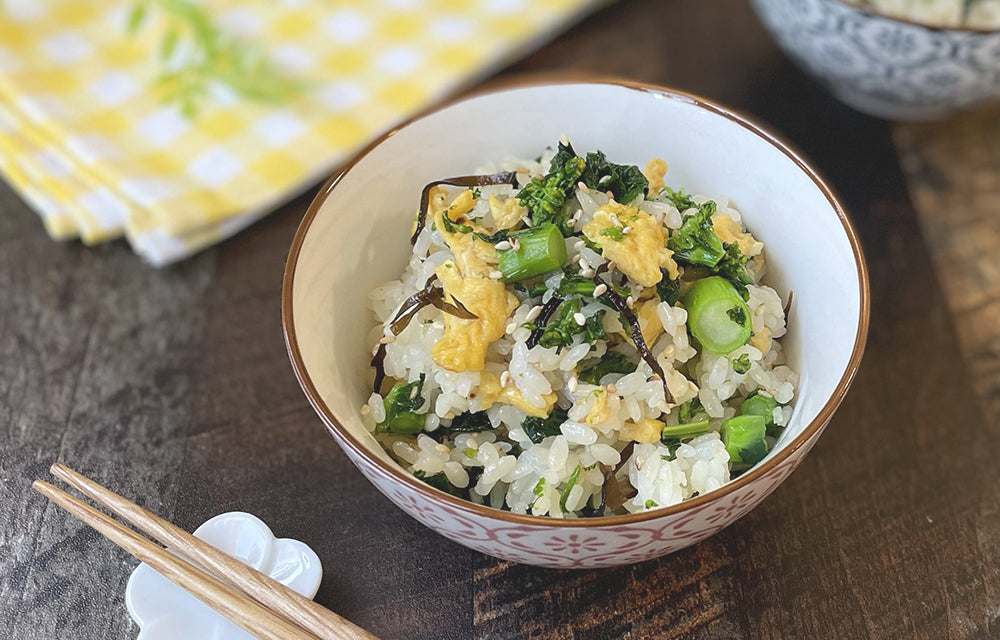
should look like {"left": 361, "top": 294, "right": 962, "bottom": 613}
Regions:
{"left": 34, "top": 479, "right": 319, "bottom": 640}
{"left": 39, "top": 463, "right": 384, "bottom": 640}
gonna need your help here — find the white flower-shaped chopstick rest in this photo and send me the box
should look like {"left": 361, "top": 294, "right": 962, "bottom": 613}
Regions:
{"left": 125, "top": 512, "right": 323, "bottom": 639}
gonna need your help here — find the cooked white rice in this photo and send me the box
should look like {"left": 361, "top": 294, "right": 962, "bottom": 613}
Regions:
{"left": 362, "top": 143, "right": 798, "bottom": 518}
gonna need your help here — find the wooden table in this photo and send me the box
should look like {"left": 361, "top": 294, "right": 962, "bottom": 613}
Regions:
{"left": 3, "top": 1, "right": 999, "bottom": 638}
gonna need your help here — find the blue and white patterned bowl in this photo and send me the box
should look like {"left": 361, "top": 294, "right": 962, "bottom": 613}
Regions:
{"left": 750, "top": 0, "right": 1000, "bottom": 120}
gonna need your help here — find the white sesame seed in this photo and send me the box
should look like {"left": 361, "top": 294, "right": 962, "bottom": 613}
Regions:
{"left": 489, "top": 270, "right": 503, "bottom": 280}
{"left": 593, "top": 283, "right": 608, "bottom": 296}
{"left": 494, "top": 240, "right": 512, "bottom": 251}
{"left": 360, "top": 404, "right": 371, "bottom": 415}
{"left": 525, "top": 305, "right": 542, "bottom": 322}
{"left": 622, "top": 226, "right": 632, "bottom": 235}
{"left": 410, "top": 386, "right": 419, "bottom": 399}
{"left": 626, "top": 296, "right": 635, "bottom": 309}
{"left": 606, "top": 191, "right": 615, "bottom": 199}
{"left": 511, "top": 238, "right": 520, "bottom": 251}
{"left": 500, "top": 371, "right": 511, "bottom": 388}
{"left": 573, "top": 312, "right": 586, "bottom": 326}
{"left": 579, "top": 267, "right": 595, "bottom": 278}
{"left": 573, "top": 240, "right": 586, "bottom": 251}
{"left": 578, "top": 182, "right": 590, "bottom": 194}
{"left": 611, "top": 214, "right": 623, "bottom": 227}
{"left": 559, "top": 132, "right": 569, "bottom": 146}
{"left": 379, "top": 335, "right": 396, "bottom": 344}
{"left": 606, "top": 383, "right": 617, "bottom": 394}
{"left": 567, "top": 376, "right": 578, "bottom": 393}
{"left": 598, "top": 174, "right": 611, "bottom": 185}
{"left": 569, "top": 253, "right": 582, "bottom": 265}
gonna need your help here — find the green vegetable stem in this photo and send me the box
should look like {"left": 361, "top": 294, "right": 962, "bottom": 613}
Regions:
{"left": 498, "top": 224, "right": 567, "bottom": 282}
{"left": 376, "top": 374, "right": 427, "bottom": 434}
{"left": 721, "top": 414, "right": 768, "bottom": 466}
{"left": 739, "top": 391, "right": 781, "bottom": 436}
{"left": 660, "top": 419, "right": 710, "bottom": 442}
{"left": 681, "top": 276, "right": 752, "bottom": 354}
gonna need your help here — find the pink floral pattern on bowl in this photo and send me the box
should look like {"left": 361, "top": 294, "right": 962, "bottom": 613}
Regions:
{"left": 335, "top": 422, "right": 818, "bottom": 568}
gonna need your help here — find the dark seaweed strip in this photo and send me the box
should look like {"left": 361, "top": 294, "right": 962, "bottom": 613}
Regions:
{"left": 388, "top": 275, "right": 477, "bottom": 335}
{"left": 591, "top": 441, "right": 636, "bottom": 515}
{"left": 596, "top": 278, "right": 674, "bottom": 404}
{"left": 370, "top": 344, "right": 388, "bottom": 394}
{"left": 430, "top": 294, "right": 476, "bottom": 322}
{"left": 526, "top": 296, "right": 564, "bottom": 349}
{"left": 372, "top": 275, "right": 478, "bottom": 393}
{"left": 783, "top": 289, "right": 794, "bottom": 321}
{"left": 409, "top": 172, "right": 519, "bottom": 245}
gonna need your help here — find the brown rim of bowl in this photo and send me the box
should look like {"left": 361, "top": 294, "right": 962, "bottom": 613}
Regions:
{"left": 827, "top": 0, "right": 1000, "bottom": 33}
{"left": 282, "top": 75, "right": 871, "bottom": 528}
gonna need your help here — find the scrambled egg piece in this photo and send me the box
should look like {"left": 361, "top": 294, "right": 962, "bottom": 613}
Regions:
{"left": 431, "top": 261, "right": 518, "bottom": 372}
{"left": 643, "top": 158, "right": 667, "bottom": 194}
{"left": 712, "top": 213, "right": 764, "bottom": 258}
{"left": 636, "top": 299, "right": 665, "bottom": 346}
{"left": 430, "top": 187, "right": 497, "bottom": 278}
{"left": 621, "top": 417, "right": 664, "bottom": 444}
{"left": 749, "top": 326, "right": 772, "bottom": 355}
{"left": 586, "top": 389, "right": 612, "bottom": 426}
{"left": 582, "top": 201, "right": 678, "bottom": 287}
{"left": 475, "top": 372, "right": 557, "bottom": 418}
{"left": 488, "top": 194, "right": 525, "bottom": 230}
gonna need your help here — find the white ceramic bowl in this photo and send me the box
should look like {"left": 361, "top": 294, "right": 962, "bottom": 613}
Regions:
{"left": 750, "top": 0, "right": 1000, "bottom": 120}
{"left": 282, "top": 79, "right": 870, "bottom": 568}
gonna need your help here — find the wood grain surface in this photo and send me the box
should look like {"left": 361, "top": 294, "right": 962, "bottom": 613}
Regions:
{"left": 893, "top": 107, "right": 1000, "bottom": 425}
{"left": 2, "top": 1, "right": 999, "bottom": 639}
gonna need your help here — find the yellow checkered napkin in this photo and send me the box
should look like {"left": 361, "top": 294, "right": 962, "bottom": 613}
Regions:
{"left": 0, "top": 0, "right": 599, "bottom": 266}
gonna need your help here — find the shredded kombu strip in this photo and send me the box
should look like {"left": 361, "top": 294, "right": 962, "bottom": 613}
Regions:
{"left": 371, "top": 275, "right": 478, "bottom": 393}
{"left": 580, "top": 441, "right": 636, "bottom": 517}
{"left": 409, "top": 172, "right": 519, "bottom": 245}
{"left": 389, "top": 274, "right": 476, "bottom": 335}
{"left": 525, "top": 296, "right": 564, "bottom": 349}
{"left": 596, "top": 276, "right": 674, "bottom": 405}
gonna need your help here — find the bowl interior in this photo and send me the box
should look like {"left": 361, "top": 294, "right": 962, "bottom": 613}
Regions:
{"left": 287, "top": 81, "right": 865, "bottom": 502}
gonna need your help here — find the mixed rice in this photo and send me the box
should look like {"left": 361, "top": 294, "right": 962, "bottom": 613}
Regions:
{"left": 362, "top": 139, "right": 797, "bottom": 518}
{"left": 846, "top": 0, "right": 1000, "bottom": 28}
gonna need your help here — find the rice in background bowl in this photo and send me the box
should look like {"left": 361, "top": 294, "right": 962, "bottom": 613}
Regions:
{"left": 282, "top": 79, "right": 869, "bottom": 568}
{"left": 844, "top": 0, "right": 1000, "bottom": 28}
{"left": 750, "top": 0, "right": 1000, "bottom": 120}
